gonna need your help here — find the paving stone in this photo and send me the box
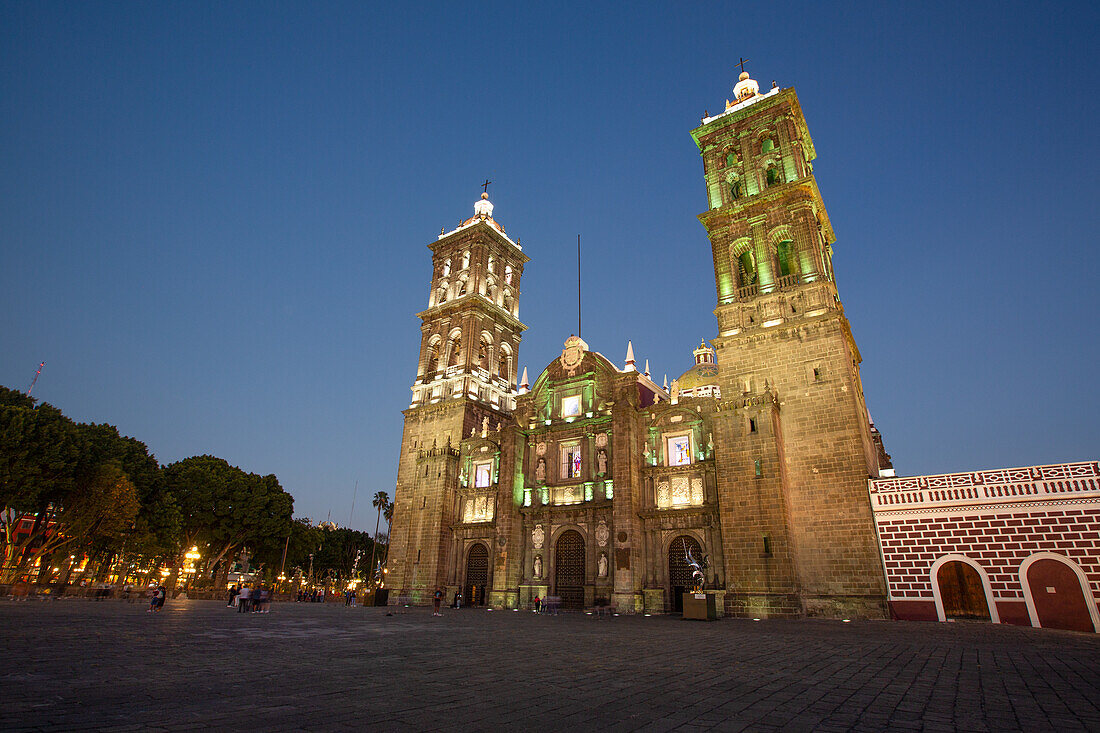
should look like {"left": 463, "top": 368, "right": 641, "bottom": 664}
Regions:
{"left": 2, "top": 600, "right": 1099, "bottom": 731}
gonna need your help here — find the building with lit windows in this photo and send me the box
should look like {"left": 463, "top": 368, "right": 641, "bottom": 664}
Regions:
{"left": 384, "top": 67, "right": 1099, "bottom": 631}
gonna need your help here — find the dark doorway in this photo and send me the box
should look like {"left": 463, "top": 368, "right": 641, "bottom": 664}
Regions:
{"left": 464, "top": 543, "right": 488, "bottom": 607}
{"left": 1026, "top": 558, "right": 1095, "bottom": 632}
{"left": 668, "top": 535, "right": 703, "bottom": 613}
{"left": 937, "top": 561, "right": 991, "bottom": 621}
{"left": 555, "top": 530, "right": 586, "bottom": 610}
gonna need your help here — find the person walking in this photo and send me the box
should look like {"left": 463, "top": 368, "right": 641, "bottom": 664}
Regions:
{"left": 534, "top": 595, "right": 541, "bottom": 614}
{"left": 433, "top": 587, "right": 443, "bottom": 616}
{"left": 227, "top": 584, "right": 239, "bottom": 608}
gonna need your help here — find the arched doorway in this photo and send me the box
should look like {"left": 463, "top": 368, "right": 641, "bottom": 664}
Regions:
{"left": 464, "top": 544, "right": 488, "bottom": 607}
{"left": 1024, "top": 556, "right": 1097, "bottom": 632}
{"left": 555, "top": 530, "right": 586, "bottom": 610}
{"left": 936, "top": 560, "right": 991, "bottom": 621}
{"left": 668, "top": 535, "right": 703, "bottom": 613}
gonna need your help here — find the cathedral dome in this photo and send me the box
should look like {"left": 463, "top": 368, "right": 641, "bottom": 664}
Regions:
{"left": 672, "top": 339, "right": 720, "bottom": 397}
{"left": 675, "top": 362, "right": 719, "bottom": 391}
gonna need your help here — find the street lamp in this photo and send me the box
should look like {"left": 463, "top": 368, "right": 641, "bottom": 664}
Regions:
{"left": 182, "top": 546, "right": 201, "bottom": 590}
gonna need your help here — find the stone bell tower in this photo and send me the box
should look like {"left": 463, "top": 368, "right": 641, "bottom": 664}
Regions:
{"left": 386, "top": 192, "right": 528, "bottom": 603}
{"left": 691, "top": 67, "right": 887, "bottom": 618}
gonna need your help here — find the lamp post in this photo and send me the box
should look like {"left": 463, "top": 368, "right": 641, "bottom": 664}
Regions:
{"left": 183, "top": 546, "right": 201, "bottom": 592}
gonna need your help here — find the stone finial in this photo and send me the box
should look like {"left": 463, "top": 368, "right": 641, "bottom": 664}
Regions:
{"left": 624, "top": 340, "right": 636, "bottom": 371}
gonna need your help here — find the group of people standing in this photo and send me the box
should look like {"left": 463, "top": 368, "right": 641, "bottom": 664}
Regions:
{"left": 226, "top": 584, "right": 270, "bottom": 613}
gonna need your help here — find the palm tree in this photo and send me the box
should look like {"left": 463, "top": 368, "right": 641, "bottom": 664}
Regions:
{"left": 381, "top": 497, "right": 394, "bottom": 567}
{"left": 368, "top": 491, "right": 389, "bottom": 587}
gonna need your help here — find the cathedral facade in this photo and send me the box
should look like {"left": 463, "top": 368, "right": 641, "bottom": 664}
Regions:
{"left": 386, "top": 69, "right": 891, "bottom": 619}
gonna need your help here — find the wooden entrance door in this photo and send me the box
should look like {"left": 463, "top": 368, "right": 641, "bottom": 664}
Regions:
{"left": 555, "top": 530, "right": 585, "bottom": 610}
{"left": 937, "top": 561, "right": 991, "bottom": 620}
{"left": 464, "top": 543, "right": 488, "bottom": 606}
{"left": 1026, "top": 558, "right": 1095, "bottom": 632}
{"left": 668, "top": 535, "right": 703, "bottom": 613}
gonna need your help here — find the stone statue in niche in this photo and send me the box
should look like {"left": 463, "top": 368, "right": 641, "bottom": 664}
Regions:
{"left": 597, "top": 552, "right": 608, "bottom": 578}
{"left": 597, "top": 449, "right": 608, "bottom": 475}
{"left": 670, "top": 379, "right": 680, "bottom": 404}
{"left": 533, "top": 555, "right": 542, "bottom": 578}
{"left": 535, "top": 457, "right": 546, "bottom": 483}
{"left": 470, "top": 426, "right": 477, "bottom": 437}
{"left": 532, "top": 524, "right": 544, "bottom": 549}
{"left": 481, "top": 417, "right": 489, "bottom": 437}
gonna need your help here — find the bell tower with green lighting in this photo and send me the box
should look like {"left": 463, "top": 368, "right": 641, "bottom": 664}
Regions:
{"left": 691, "top": 68, "right": 888, "bottom": 618}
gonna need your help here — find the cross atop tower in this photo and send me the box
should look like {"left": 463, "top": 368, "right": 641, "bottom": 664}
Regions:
{"left": 482, "top": 178, "right": 493, "bottom": 194}
{"left": 735, "top": 57, "right": 750, "bottom": 74}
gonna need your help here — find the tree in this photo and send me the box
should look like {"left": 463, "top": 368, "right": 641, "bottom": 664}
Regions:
{"left": 367, "top": 491, "right": 390, "bottom": 585}
{"left": 162, "top": 456, "right": 293, "bottom": 589}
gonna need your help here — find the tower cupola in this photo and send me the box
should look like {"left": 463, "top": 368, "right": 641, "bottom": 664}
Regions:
{"left": 474, "top": 192, "right": 494, "bottom": 219}
{"left": 693, "top": 339, "right": 716, "bottom": 365}
{"left": 731, "top": 71, "right": 760, "bottom": 105}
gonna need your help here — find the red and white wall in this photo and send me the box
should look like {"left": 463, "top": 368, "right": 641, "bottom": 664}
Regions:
{"left": 869, "top": 462, "right": 1100, "bottom": 633}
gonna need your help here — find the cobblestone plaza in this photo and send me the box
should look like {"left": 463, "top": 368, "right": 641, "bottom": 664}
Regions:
{"left": 3, "top": 600, "right": 1098, "bottom": 731}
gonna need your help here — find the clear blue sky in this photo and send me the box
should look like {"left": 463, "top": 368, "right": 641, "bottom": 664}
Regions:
{"left": 3, "top": 2, "right": 1097, "bottom": 533}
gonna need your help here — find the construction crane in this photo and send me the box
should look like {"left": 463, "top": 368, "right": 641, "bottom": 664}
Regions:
{"left": 26, "top": 361, "right": 45, "bottom": 397}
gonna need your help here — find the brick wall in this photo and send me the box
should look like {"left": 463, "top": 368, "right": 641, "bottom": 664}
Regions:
{"left": 870, "top": 462, "right": 1100, "bottom": 631}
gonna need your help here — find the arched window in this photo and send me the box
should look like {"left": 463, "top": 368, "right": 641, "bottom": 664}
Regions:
{"left": 478, "top": 337, "right": 492, "bottom": 370}
{"left": 730, "top": 178, "right": 742, "bottom": 201}
{"left": 461, "top": 251, "right": 471, "bottom": 269}
{"left": 427, "top": 337, "right": 441, "bottom": 373}
{"left": 458, "top": 277, "right": 467, "bottom": 296}
{"left": 503, "top": 288, "right": 513, "bottom": 313}
{"left": 447, "top": 333, "right": 462, "bottom": 367}
{"left": 725, "top": 151, "right": 736, "bottom": 167}
{"left": 776, "top": 240, "right": 794, "bottom": 277}
{"left": 498, "top": 344, "right": 511, "bottom": 379}
{"left": 442, "top": 259, "right": 451, "bottom": 277}
{"left": 761, "top": 136, "right": 774, "bottom": 153}
{"left": 436, "top": 282, "right": 448, "bottom": 305}
{"left": 487, "top": 256, "right": 495, "bottom": 274}
{"left": 766, "top": 165, "right": 781, "bottom": 187}
{"left": 737, "top": 251, "right": 757, "bottom": 286}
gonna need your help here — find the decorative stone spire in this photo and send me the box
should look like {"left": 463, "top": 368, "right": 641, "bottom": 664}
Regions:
{"left": 473, "top": 192, "right": 494, "bottom": 219}
{"left": 624, "top": 340, "right": 636, "bottom": 371}
{"left": 644, "top": 359, "right": 650, "bottom": 378}
{"left": 519, "top": 366, "right": 529, "bottom": 394}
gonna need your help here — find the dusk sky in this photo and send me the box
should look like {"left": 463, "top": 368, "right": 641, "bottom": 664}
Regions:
{"left": 2, "top": 1, "right": 1097, "bottom": 534}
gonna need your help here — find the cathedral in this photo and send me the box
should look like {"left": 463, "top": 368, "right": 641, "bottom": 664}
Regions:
{"left": 385, "top": 66, "right": 893, "bottom": 619}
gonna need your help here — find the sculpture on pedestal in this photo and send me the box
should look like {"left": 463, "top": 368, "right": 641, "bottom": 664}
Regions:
{"left": 682, "top": 537, "right": 709, "bottom": 592}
